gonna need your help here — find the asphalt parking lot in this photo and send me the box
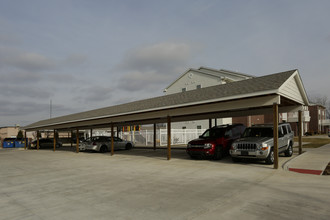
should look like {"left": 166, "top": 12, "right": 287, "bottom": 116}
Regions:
{"left": 1, "top": 148, "right": 329, "bottom": 220}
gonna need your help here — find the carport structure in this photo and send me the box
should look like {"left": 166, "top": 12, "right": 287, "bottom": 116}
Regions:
{"left": 23, "top": 69, "right": 309, "bottom": 169}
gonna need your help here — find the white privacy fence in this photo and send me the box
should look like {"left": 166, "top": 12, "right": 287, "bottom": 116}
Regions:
{"left": 83, "top": 129, "right": 206, "bottom": 146}
{"left": 121, "top": 129, "right": 206, "bottom": 146}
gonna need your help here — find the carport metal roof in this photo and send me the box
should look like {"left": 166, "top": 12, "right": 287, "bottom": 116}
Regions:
{"left": 23, "top": 69, "right": 309, "bottom": 131}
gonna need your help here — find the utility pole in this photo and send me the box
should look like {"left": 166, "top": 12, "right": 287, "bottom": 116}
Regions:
{"left": 50, "top": 99, "right": 52, "bottom": 119}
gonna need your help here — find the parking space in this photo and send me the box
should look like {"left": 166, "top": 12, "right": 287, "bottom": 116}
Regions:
{"left": 1, "top": 148, "right": 329, "bottom": 219}
{"left": 27, "top": 145, "right": 294, "bottom": 164}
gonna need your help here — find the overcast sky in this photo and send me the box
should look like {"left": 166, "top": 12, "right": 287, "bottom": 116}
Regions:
{"left": 1, "top": 0, "right": 330, "bottom": 127}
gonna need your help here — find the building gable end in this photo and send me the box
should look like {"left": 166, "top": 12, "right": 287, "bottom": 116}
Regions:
{"left": 279, "top": 70, "right": 309, "bottom": 105}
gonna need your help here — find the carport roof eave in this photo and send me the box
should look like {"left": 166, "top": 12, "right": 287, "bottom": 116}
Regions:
{"left": 23, "top": 90, "right": 281, "bottom": 131}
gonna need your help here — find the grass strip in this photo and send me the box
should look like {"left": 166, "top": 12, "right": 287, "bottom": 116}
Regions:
{"left": 293, "top": 137, "right": 330, "bottom": 148}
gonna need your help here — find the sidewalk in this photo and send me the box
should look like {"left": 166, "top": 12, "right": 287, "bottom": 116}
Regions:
{"left": 283, "top": 144, "right": 330, "bottom": 175}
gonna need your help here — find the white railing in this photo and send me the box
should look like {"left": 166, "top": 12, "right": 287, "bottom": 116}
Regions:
{"left": 322, "top": 119, "right": 330, "bottom": 126}
{"left": 159, "top": 129, "right": 206, "bottom": 146}
{"left": 120, "top": 129, "right": 206, "bottom": 146}
{"left": 287, "top": 111, "right": 311, "bottom": 122}
{"left": 83, "top": 128, "right": 206, "bottom": 146}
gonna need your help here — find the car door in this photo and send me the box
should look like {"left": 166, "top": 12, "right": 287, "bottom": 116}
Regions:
{"left": 114, "top": 137, "right": 125, "bottom": 149}
{"left": 224, "top": 128, "right": 235, "bottom": 151}
{"left": 278, "top": 126, "right": 287, "bottom": 152}
{"left": 46, "top": 139, "right": 53, "bottom": 148}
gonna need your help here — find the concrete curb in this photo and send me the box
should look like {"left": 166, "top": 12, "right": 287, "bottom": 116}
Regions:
{"left": 282, "top": 153, "right": 302, "bottom": 171}
{"left": 282, "top": 152, "right": 324, "bottom": 175}
{"left": 283, "top": 144, "right": 330, "bottom": 175}
{"left": 288, "top": 167, "right": 323, "bottom": 175}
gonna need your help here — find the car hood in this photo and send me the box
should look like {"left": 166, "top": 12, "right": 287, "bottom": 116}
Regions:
{"left": 235, "top": 137, "right": 272, "bottom": 143}
{"left": 188, "top": 138, "right": 216, "bottom": 145}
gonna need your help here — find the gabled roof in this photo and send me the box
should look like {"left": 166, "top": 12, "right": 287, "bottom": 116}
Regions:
{"left": 23, "top": 69, "right": 309, "bottom": 131}
{"left": 198, "top": 66, "right": 255, "bottom": 78}
{"left": 164, "top": 66, "right": 254, "bottom": 91}
{"left": 278, "top": 70, "right": 310, "bottom": 105}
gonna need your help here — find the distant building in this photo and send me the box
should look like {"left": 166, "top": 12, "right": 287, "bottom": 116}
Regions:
{"left": 163, "top": 66, "right": 260, "bottom": 129}
{"left": 163, "top": 66, "right": 315, "bottom": 136}
{"left": 0, "top": 125, "right": 20, "bottom": 140}
{"left": 308, "top": 104, "right": 327, "bottom": 134}
{"left": 285, "top": 106, "right": 310, "bottom": 136}
{"left": 0, "top": 126, "right": 36, "bottom": 146}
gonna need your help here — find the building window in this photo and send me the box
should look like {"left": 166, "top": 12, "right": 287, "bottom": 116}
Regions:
{"left": 182, "top": 88, "right": 186, "bottom": 92}
{"left": 196, "top": 84, "right": 202, "bottom": 89}
{"left": 182, "top": 126, "right": 186, "bottom": 129}
{"left": 197, "top": 125, "right": 202, "bottom": 129}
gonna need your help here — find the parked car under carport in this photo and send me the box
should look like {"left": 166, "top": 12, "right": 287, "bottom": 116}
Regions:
{"left": 30, "top": 138, "right": 62, "bottom": 149}
{"left": 79, "top": 136, "right": 134, "bottom": 153}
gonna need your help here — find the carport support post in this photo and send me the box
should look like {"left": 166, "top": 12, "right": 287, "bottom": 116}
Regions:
{"left": 273, "top": 103, "right": 279, "bottom": 169}
{"left": 24, "top": 131, "right": 27, "bottom": 150}
{"left": 209, "top": 119, "right": 212, "bottom": 129}
{"left": 70, "top": 130, "right": 73, "bottom": 148}
{"left": 298, "top": 110, "right": 302, "bottom": 155}
{"left": 111, "top": 124, "right": 114, "bottom": 156}
{"left": 53, "top": 129, "right": 56, "bottom": 152}
{"left": 153, "top": 123, "right": 157, "bottom": 150}
{"left": 76, "top": 129, "right": 79, "bottom": 153}
{"left": 37, "top": 131, "right": 39, "bottom": 150}
{"left": 167, "top": 116, "right": 171, "bottom": 160}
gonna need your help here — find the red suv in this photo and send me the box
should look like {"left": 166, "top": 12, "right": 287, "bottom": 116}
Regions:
{"left": 186, "top": 124, "right": 246, "bottom": 160}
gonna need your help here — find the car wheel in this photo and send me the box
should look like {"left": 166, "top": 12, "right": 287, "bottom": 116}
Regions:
{"left": 284, "top": 143, "right": 293, "bottom": 157}
{"left": 189, "top": 155, "right": 198, "bottom": 160}
{"left": 213, "top": 146, "right": 223, "bottom": 160}
{"left": 265, "top": 149, "right": 274, "bottom": 165}
{"left": 100, "top": 145, "right": 108, "bottom": 153}
{"left": 125, "top": 143, "right": 132, "bottom": 150}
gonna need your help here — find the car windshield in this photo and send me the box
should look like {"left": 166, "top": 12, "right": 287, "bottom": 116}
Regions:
{"left": 243, "top": 127, "right": 273, "bottom": 138}
{"left": 200, "top": 128, "right": 226, "bottom": 138}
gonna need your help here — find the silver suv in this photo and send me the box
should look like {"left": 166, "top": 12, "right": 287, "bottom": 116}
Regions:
{"left": 230, "top": 123, "right": 294, "bottom": 164}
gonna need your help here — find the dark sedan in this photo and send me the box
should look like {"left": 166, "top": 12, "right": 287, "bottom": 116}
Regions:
{"left": 30, "top": 138, "right": 62, "bottom": 149}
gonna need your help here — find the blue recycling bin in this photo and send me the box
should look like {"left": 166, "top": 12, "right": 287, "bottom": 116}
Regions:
{"left": 3, "top": 138, "right": 16, "bottom": 148}
{"left": 15, "top": 139, "right": 28, "bottom": 148}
